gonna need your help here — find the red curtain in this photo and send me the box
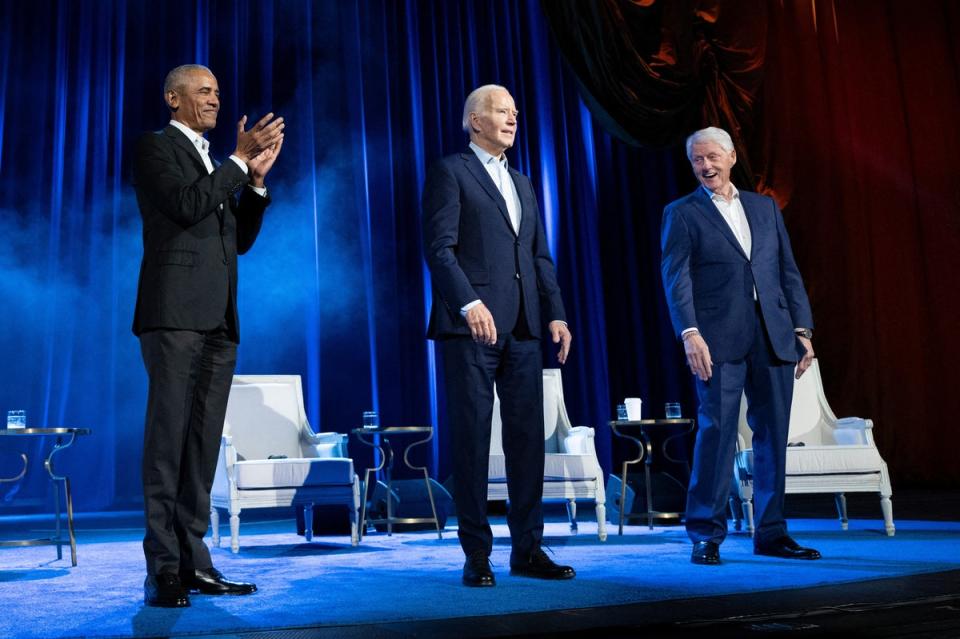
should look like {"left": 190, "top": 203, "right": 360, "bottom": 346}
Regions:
{"left": 544, "top": 0, "right": 960, "bottom": 485}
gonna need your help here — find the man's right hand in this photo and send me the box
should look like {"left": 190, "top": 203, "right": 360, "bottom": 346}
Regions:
{"left": 465, "top": 303, "right": 497, "bottom": 346}
{"left": 233, "top": 113, "right": 285, "bottom": 163}
{"left": 684, "top": 332, "right": 713, "bottom": 381}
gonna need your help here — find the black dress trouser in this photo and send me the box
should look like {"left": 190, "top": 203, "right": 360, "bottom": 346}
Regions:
{"left": 139, "top": 322, "right": 237, "bottom": 576}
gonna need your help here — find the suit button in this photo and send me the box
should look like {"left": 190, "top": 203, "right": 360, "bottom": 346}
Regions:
{"left": 222, "top": 257, "right": 228, "bottom": 265}
{"left": 515, "top": 273, "right": 521, "bottom": 280}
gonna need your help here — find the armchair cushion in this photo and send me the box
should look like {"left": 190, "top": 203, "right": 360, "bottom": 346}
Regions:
{"left": 487, "top": 453, "right": 597, "bottom": 483}
{"left": 234, "top": 457, "right": 355, "bottom": 490}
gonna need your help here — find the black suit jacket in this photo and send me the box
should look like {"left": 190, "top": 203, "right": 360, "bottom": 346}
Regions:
{"left": 422, "top": 149, "right": 566, "bottom": 339}
{"left": 132, "top": 125, "right": 268, "bottom": 340}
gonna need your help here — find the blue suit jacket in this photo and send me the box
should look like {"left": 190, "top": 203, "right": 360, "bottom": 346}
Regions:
{"left": 422, "top": 149, "right": 566, "bottom": 339}
{"left": 661, "top": 187, "right": 812, "bottom": 363}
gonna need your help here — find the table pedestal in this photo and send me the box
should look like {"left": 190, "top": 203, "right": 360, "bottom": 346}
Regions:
{"left": 0, "top": 428, "right": 90, "bottom": 566}
{"left": 352, "top": 427, "right": 442, "bottom": 540}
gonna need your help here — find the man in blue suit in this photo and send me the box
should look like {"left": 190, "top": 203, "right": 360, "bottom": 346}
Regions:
{"left": 422, "top": 85, "right": 575, "bottom": 586}
{"left": 661, "top": 127, "right": 821, "bottom": 565}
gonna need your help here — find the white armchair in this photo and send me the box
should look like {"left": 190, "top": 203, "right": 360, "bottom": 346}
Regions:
{"left": 733, "top": 359, "right": 894, "bottom": 536}
{"left": 489, "top": 369, "right": 607, "bottom": 541}
{"left": 210, "top": 375, "right": 361, "bottom": 552}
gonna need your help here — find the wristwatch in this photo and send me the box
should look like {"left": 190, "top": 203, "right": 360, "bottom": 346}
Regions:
{"left": 795, "top": 328, "right": 813, "bottom": 339}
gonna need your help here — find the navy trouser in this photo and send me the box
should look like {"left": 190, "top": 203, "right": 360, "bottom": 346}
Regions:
{"left": 441, "top": 333, "right": 545, "bottom": 561}
{"left": 685, "top": 306, "right": 796, "bottom": 546}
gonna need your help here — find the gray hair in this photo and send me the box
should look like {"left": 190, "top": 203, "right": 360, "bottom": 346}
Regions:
{"left": 462, "top": 84, "right": 509, "bottom": 133}
{"left": 685, "top": 127, "right": 734, "bottom": 160}
{"left": 163, "top": 64, "right": 213, "bottom": 95}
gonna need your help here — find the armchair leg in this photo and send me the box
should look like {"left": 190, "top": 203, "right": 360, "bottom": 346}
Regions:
{"left": 350, "top": 477, "right": 360, "bottom": 546}
{"left": 303, "top": 503, "right": 314, "bottom": 542}
{"left": 596, "top": 503, "right": 607, "bottom": 541}
{"left": 881, "top": 494, "right": 895, "bottom": 536}
{"left": 229, "top": 511, "right": 240, "bottom": 554}
{"left": 211, "top": 507, "right": 220, "bottom": 547}
{"left": 834, "top": 493, "right": 849, "bottom": 530}
{"left": 566, "top": 499, "right": 578, "bottom": 534}
{"left": 742, "top": 498, "right": 755, "bottom": 537}
{"left": 729, "top": 496, "right": 742, "bottom": 532}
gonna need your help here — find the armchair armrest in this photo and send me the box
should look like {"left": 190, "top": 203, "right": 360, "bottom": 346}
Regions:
{"left": 220, "top": 434, "right": 237, "bottom": 465}
{"left": 561, "top": 426, "right": 596, "bottom": 455}
{"left": 831, "top": 417, "right": 871, "bottom": 446}
{"left": 301, "top": 430, "right": 348, "bottom": 458}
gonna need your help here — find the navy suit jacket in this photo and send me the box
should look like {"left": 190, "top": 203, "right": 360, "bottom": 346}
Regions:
{"left": 422, "top": 149, "right": 566, "bottom": 340}
{"left": 132, "top": 125, "right": 268, "bottom": 340}
{"left": 661, "top": 187, "right": 812, "bottom": 363}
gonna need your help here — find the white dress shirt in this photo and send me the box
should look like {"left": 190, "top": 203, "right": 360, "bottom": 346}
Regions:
{"left": 469, "top": 141, "right": 521, "bottom": 234}
{"left": 706, "top": 184, "right": 751, "bottom": 258}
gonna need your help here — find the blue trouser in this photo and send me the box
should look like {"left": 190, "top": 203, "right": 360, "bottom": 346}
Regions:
{"left": 441, "top": 333, "right": 545, "bottom": 561}
{"left": 685, "top": 306, "right": 796, "bottom": 546}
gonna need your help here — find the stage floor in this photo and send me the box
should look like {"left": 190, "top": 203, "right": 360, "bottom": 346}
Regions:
{"left": 1, "top": 495, "right": 958, "bottom": 639}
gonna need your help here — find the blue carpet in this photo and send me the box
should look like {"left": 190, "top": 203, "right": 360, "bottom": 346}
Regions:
{"left": 0, "top": 517, "right": 957, "bottom": 639}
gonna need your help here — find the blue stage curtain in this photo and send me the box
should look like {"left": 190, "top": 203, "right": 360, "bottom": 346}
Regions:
{"left": 0, "top": 0, "right": 696, "bottom": 512}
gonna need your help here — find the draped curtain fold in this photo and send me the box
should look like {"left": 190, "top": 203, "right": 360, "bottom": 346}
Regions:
{"left": 543, "top": 0, "right": 960, "bottom": 486}
{"left": 2, "top": 0, "right": 700, "bottom": 512}
{"left": 3, "top": 0, "right": 953, "bottom": 516}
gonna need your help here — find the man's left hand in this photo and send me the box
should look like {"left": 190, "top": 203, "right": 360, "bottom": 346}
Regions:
{"left": 796, "top": 336, "right": 814, "bottom": 379}
{"left": 549, "top": 321, "right": 572, "bottom": 365}
{"left": 248, "top": 137, "right": 284, "bottom": 188}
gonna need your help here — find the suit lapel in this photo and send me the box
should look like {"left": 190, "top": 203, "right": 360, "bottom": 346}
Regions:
{"left": 508, "top": 167, "right": 529, "bottom": 235}
{"left": 692, "top": 188, "right": 749, "bottom": 260}
{"left": 163, "top": 125, "right": 208, "bottom": 174}
{"left": 739, "top": 191, "right": 759, "bottom": 253}
{"left": 164, "top": 125, "right": 227, "bottom": 223}
{"left": 461, "top": 151, "right": 515, "bottom": 234}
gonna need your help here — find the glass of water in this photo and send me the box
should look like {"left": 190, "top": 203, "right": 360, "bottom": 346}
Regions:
{"left": 616, "top": 404, "right": 628, "bottom": 421}
{"left": 6, "top": 409, "right": 26, "bottom": 429}
{"left": 362, "top": 410, "right": 380, "bottom": 429}
{"left": 665, "top": 403, "right": 682, "bottom": 419}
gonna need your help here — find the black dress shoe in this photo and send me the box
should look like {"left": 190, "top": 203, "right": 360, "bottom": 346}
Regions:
{"left": 144, "top": 573, "right": 190, "bottom": 608}
{"left": 463, "top": 551, "right": 495, "bottom": 587}
{"left": 754, "top": 535, "right": 821, "bottom": 560}
{"left": 179, "top": 567, "right": 258, "bottom": 595}
{"left": 691, "top": 541, "right": 721, "bottom": 565}
{"left": 510, "top": 548, "right": 575, "bottom": 580}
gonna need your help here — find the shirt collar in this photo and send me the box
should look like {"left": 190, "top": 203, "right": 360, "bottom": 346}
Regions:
{"left": 469, "top": 141, "right": 508, "bottom": 170}
{"left": 703, "top": 183, "right": 739, "bottom": 203}
{"left": 169, "top": 120, "right": 210, "bottom": 154}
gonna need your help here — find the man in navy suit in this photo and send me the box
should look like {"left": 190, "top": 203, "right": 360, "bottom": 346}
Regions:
{"left": 133, "top": 64, "right": 284, "bottom": 606}
{"left": 422, "top": 85, "right": 575, "bottom": 586}
{"left": 661, "top": 127, "right": 821, "bottom": 565}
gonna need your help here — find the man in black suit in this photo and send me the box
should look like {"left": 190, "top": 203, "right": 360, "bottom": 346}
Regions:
{"left": 422, "top": 84, "right": 575, "bottom": 587}
{"left": 132, "top": 64, "right": 284, "bottom": 607}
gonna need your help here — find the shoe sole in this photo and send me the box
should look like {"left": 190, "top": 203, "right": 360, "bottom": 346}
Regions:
{"left": 462, "top": 579, "right": 495, "bottom": 587}
{"left": 509, "top": 570, "right": 576, "bottom": 579}
{"left": 690, "top": 558, "right": 721, "bottom": 565}
{"left": 144, "top": 599, "right": 190, "bottom": 608}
